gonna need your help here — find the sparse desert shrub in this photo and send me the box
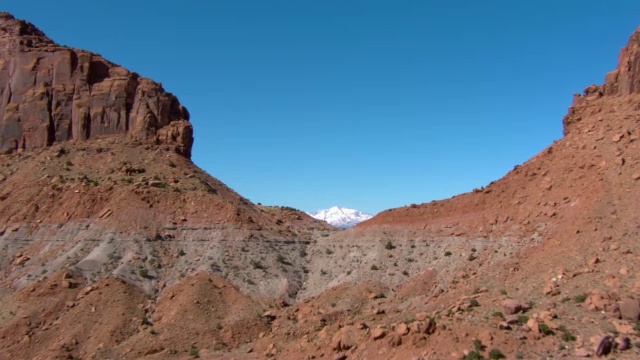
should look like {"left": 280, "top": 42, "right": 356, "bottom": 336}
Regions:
{"left": 517, "top": 315, "right": 529, "bottom": 325}
{"left": 473, "top": 338, "right": 486, "bottom": 352}
{"left": 444, "top": 251, "right": 452, "bottom": 257}
{"left": 373, "top": 293, "right": 386, "bottom": 299}
{"left": 469, "top": 299, "right": 480, "bottom": 307}
{"left": 168, "top": 161, "right": 176, "bottom": 168}
{"left": 178, "top": 249, "right": 186, "bottom": 256}
{"left": 488, "top": 349, "right": 506, "bottom": 359}
{"left": 402, "top": 270, "right": 409, "bottom": 276}
{"left": 371, "top": 264, "right": 379, "bottom": 271}
{"left": 299, "top": 249, "right": 307, "bottom": 257}
{"left": 385, "top": 241, "right": 395, "bottom": 250}
{"left": 251, "top": 260, "right": 266, "bottom": 270}
{"left": 539, "top": 323, "right": 554, "bottom": 336}
{"left": 276, "top": 254, "right": 288, "bottom": 264}
{"left": 561, "top": 329, "right": 576, "bottom": 342}
{"left": 468, "top": 254, "right": 477, "bottom": 261}
{"left": 325, "top": 248, "right": 334, "bottom": 255}
{"left": 138, "top": 267, "right": 149, "bottom": 278}
{"left": 492, "top": 311, "right": 505, "bottom": 320}
{"left": 189, "top": 345, "right": 199, "bottom": 357}
{"left": 574, "top": 293, "right": 588, "bottom": 303}
{"left": 464, "top": 351, "right": 484, "bottom": 360}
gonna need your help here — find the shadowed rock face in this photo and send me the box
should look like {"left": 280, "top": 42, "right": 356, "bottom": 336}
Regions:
{"left": 0, "top": 12, "right": 193, "bottom": 158}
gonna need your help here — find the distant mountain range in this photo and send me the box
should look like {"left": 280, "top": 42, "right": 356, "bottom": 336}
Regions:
{"left": 306, "top": 206, "right": 373, "bottom": 228}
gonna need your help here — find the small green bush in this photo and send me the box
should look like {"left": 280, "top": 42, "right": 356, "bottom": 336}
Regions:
{"left": 473, "top": 338, "right": 486, "bottom": 352}
{"left": 517, "top": 315, "right": 529, "bottom": 325}
{"left": 469, "top": 299, "right": 480, "bottom": 307}
{"left": 573, "top": 293, "right": 588, "bottom": 303}
{"left": 488, "top": 349, "right": 506, "bottom": 360}
{"left": 492, "top": 311, "right": 505, "bottom": 320}
{"left": 189, "top": 346, "right": 199, "bottom": 357}
{"left": 561, "top": 329, "right": 576, "bottom": 342}
{"left": 539, "top": 323, "right": 554, "bottom": 336}
{"left": 276, "top": 254, "right": 288, "bottom": 264}
{"left": 464, "top": 351, "right": 485, "bottom": 360}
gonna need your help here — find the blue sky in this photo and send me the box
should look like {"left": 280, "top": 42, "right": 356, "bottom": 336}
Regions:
{"left": 5, "top": 1, "right": 640, "bottom": 214}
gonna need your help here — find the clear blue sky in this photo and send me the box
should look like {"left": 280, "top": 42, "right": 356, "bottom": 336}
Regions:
{"left": 5, "top": 1, "right": 640, "bottom": 214}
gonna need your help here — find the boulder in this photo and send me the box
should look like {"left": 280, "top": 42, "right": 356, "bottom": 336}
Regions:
{"left": 594, "top": 335, "right": 614, "bottom": 357}
{"left": 619, "top": 299, "right": 640, "bottom": 321}
{"left": 371, "top": 327, "right": 387, "bottom": 340}
{"left": 331, "top": 326, "right": 357, "bottom": 351}
{"left": 502, "top": 299, "right": 523, "bottom": 315}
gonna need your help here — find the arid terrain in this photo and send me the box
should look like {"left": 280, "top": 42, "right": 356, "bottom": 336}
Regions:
{"left": 1, "top": 12, "right": 640, "bottom": 360}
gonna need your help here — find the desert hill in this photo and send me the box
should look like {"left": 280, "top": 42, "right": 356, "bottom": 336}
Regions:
{"left": 1, "top": 12, "right": 640, "bottom": 360}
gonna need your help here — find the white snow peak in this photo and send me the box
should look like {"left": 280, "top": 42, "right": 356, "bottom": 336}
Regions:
{"left": 306, "top": 206, "right": 373, "bottom": 228}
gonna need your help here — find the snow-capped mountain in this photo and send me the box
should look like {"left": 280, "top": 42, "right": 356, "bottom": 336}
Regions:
{"left": 306, "top": 206, "right": 373, "bottom": 228}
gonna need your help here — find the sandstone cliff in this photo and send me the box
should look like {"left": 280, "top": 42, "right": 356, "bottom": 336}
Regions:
{"left": 566, "top": 27, "right": 640, "bottom": 135}
{"left": 0, "top": 12, "right": 193, "bottom": 157}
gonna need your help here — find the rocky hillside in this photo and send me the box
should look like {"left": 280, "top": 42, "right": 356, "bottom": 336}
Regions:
{"left": 0, "top": 14, "right": 336, "bottom": 359}
{"left": 1, "top": 12, "right": 640, "bottom": 360}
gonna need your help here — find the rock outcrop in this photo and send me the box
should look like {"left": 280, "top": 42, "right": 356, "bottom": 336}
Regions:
{"left": 0, "top": 12, "right": 193, "bottom": 157}
{"left": 565, "top": 26, "right": 640, "bottom": 135}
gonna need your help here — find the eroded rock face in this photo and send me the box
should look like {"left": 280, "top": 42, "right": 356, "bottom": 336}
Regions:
{"left": 0, "top": 12, "right": 193, "bottom": 158}
{"left": 564, "top": 26, "right": 640, "bottom": 135}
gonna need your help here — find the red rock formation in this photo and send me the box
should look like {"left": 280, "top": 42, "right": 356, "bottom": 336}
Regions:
{"left": 0, "top": 12, "right": 193, "bottom": 157}
{"left": 565, "top": 26, "right": 640, "bottom": 135}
